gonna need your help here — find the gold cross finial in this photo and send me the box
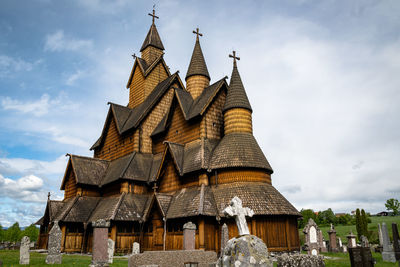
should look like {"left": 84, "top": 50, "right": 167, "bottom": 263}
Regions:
{"left": 193, "top": 27, "right": 203, "bottom": 41}
{"left": 148, "top": 5, "right": 159, "bottom": 25}
{"left": 229, "top": 50, "right": 240, "bottom": 67}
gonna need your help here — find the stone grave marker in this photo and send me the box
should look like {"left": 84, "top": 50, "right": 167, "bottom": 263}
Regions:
{"left": 90, "top": 219, "right": 110, "bottom": 267}
{"left": 378, "top": 223, "right": 384, "bottom": 247}
{"left": 46, "top": 221, "right": 62, "bottom": 264}
{"left": 107, "top": 239, "right": 115, "bottom": 264}
{"left": 132, "top": 242, "right": 140, "bottom": 255}
{"left": 183, "top": 221, "right": 196, "bottom": 250}
{"left": 328, "top": 224, "right": 339, "bottom": 252}
{"left": 392, "top": 223, "right": 400, "bottom": 262}
{"left": 19, "top": 236, "right": 30, "bottom": 265}
{"left": 277, "top": 253, "right": 325, "bottom": 267}
{"left": 220, "top": 223, "right": 229, "bottom": 254}
{"left": 303, "top": 218, "right": 321, "bottom": 255}
{"left": 382, "top": 222, "right": 396, "bottom": 262}
{"left": 347, "top": 231, "right": 357, "bottom": 249}
{"left": 361, "top": 235, "right": 370, "bottom": 248}
{"left": 348, "top": 247, "right": 374, "bottom": 267}
{"left": 223, "top": 196, "right": 254, "bottom": 235}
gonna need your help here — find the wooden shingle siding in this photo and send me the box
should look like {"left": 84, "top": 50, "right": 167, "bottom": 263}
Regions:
{"left": 159, "top": 160, "right": 181, "bottom": 193}
{"left": 129, "top": 67, "right": 145, "bottom": 108}
{"left": 95, "top": 118, "right": 135, "bottom": 161}
{"left": 141, "top": 46, "right": 163, "bottom": 64}
{"left": 224, "top": 108, "right": 252, "bottom": 134}
{"left": 186, "top": 75, "right": 210, "bottom": 99}
{"left": 144, "top": 63, "right": 169, "bottom": 100}
{"left": 164, "top": 106, "right": 200, "bottom": 145}
{"left": 201, "top": 89, "right": 226, "bottom": 139}
{"left": 140, "top": 88, "right": 174, "bottom": 153}
{"left": 210, "top": 169, "right": 271, "bottom": 185}
{"left": 64, "top": 171, "right": 77, "bottom": 200}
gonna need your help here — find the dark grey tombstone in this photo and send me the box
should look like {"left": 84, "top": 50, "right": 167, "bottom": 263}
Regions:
{"left": 392, "top": 223, "right": 400, "bottom": 262}
{"left": 46, "top": 221, "right": 62, "bottom": 264}
{"left": 349, "top": 247, "right": 374, "bottom": 267}
{"left": 90, "top": 219, "right": 110, "bottom": 267}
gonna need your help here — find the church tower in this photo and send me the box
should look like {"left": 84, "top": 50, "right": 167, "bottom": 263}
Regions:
{"left": 140, "top": 9, "right": 165, "bottom": 64}
{"left": 223, "top": 51, "right": 252, "bottom": 135}
{"left": 185, "top": 28, "right": 210, "bottom": 99}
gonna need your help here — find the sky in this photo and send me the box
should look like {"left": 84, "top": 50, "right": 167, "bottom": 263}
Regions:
{"left": 0, "top": 0, "right": 399, "bottom": 227}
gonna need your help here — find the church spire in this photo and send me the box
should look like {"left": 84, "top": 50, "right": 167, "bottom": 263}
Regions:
{"left": 223, "top": 51, "right": 252, "bottom": 113}
{"left": 140, "top": 7, "right": 165, "bottom": 53}
{"left": 185, "top": 28, "right": 210, "bottom": 81}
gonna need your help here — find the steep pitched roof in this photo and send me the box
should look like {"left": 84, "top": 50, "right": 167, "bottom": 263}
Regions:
{"left": 60, "top": 155, "right": 109, "bottom": 189}
{"left": 209, "top": 132, "right": 273, "bottom": 173}
{"left": 140, "top": 23, "right": 165, "bottom": 52}
{"left": 166, "top": 185, "right": 218, "bottom": 219}
{"left": 126, "top": 55, "right": 171, "bottom": 89}
{"left": 88, "top": 195, "right": 124, "bottom": 222}
{"left": 185, "top": 39, "right": 210, "bottom": 80}
{"left": 114, "top": 194, "right": 150, "bottom": 221}
{"left": 212, "top": 182, "right": 300, "bottom": 217}
{"left": 223, "top": 64, "right": 252, "bottom": 112}
{"left": 63, "top": 196, "right": 101, "bottom": 223}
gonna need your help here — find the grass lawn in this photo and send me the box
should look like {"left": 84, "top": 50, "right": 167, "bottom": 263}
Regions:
{"left": 322, "top": 251, "right": 398, "bottom": 267}
{"left": 0, "top": 250, "right": 128, "bottom": 267}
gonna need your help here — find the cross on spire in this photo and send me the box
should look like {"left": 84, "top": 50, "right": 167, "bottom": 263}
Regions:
{"left": 229, "top": 50, "right": 240, "bottom": 67}
{"left": 152, "top": 183, "right": 158, "bottom": 193}
{"left": 47, "top": 192, "right": 51, "bottom": 200}
{"left": 148, "top": 5, "right": 159, "bottom": 25}
{"left": 193, "top": 27, "right": 203, "bottom": 41}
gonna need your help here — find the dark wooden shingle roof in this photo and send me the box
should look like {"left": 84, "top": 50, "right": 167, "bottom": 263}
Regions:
{"left": 185, "top": 39, "right": 210, "bottom": 80}
{"left": 209, "top": 133, "right": 273, "bottom": 173}
{"left": 140, "top": 23, "right": 165, "bottom": 52}
{"left": 223, "top": 65, "right": 252, "bottom": 112}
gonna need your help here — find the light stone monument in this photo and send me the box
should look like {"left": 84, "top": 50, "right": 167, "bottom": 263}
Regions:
{"left": 303, "top": 218, "right": 322, "bottom": 255}
{"left": 346, "top": 231, "right": 357, "bottom": 249}
{"left": 382, "top": 222, "right": 396, "bottom": 262}
{"left": 107, "top": 239, "right": 115, "bottom": 264}
{"left": 183, "top": 221, "right": 196, "bottom": 250}
{"left": 220, "top": 223, "right": 229, "bottom": 253}
{"left": 19, "top": 236, "right": 30, "bottom": 265}
{"left": 217, "top": 196, "right": 272, "bottom": 267}
{"left": 132, "top": 242, "right": 140, "bottom": 255}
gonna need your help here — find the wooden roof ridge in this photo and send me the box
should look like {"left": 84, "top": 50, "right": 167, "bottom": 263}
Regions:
{"left": 185, "top": 38, "right": 210, "bottom": 81}
{"left": 118, "top": 152, "right": 138, "bottom": 181}
{"left": 223, "top": 63, "right": 252, "bottom": 113}
{"left": 141, "top": 194, "right": 156, "bottom": 222}
{"left": 109, "top": 192, "right": 127, "bottom": 221}
{"left": 140, "top": 22, "right": 165, "bottom": 52}
{"left": 126, "top": 54, "right": 171, "bottom": 89}
{"left": 198, "top": 183, "right": 205, "bottom": 214}
{"left": 164, "top": 141, "right": 184, "bottom": 175}
{"left": 57, "top": 196, "right": 79, "bottom": 222}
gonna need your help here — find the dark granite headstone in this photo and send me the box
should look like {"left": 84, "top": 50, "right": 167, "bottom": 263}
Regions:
{"left": 328, "top": 224, "right": 339, "bottom": 253}
{"left": 349, "top": 247, "right": 374, "bottom": 267}
{"left": 90, "top": 219, "right": 110, "bottom": 267}
{"left": 392, "top": 223, "right": 400, "bottom": 261}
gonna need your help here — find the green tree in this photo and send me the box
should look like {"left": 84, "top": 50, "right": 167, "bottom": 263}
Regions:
{"left": 0, "top": 224, "right": 3, "bottom": 241}
{"left": 361, "top": 209, "right": 369, "bottom": 238}
{"left": 317, "top": 208, "right": 337, "bottom": 226}
{"left": 385, "top": 198, "right": 400, "bottom": 216}
{"left": 4, "top": 222, "right": 21, "bottom": 242}
{"left": 337, "top": 214, "right": 353, "bottom": 225}
{"left": 21, "top": 224, "right": 39, "bottom": 242}
{"left": 355, "top": 208, "right": 362, "bottom": 240}
{"left": 299, "top": 209, "right": 317, "bottom": 229}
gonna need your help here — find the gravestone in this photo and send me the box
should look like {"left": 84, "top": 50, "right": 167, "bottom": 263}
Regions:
{"left": 132, "top": 242, "right": 140, "bottom": 255}
{"left": 392, "top": 223, "right": 400, "bottom": 262}
{"left": 277, "top": 253, "right": 325, "bottom": 267}
{"left": 318, "top": 230, "right": 327, "bottom": 253}
{"left": 347, "top": 231, "right": 357, "bottom": 249}
{"left": 90, "top": 219, "right": 110, "bottom": 267}
{"left": 107, "top": 239, "right": 115, "bottom": 264}
{"left": 223, "top": 196, "right": 254, "bottom": 235}
{"left": 382, "top": 222, "right": 396, "bottom": 262}
{"left": 378, "top": 223, "right": 384, "bottom": 247}
{"left": 303, "top": 218, "right": 321, "bottom": 255}
{"left": 328, "top": 224, "right": 338, "bottom": 252}
{"left": 46, "top": 221, "right": 62, "bottom": 264}
{"left": 19, "top": 236, "right": 30, "bottom": 265}
{"left": 348, "top": 247, "right": 374, "bottom": 267}
{"left": 183, "top": 221, "right": 196, "bottom": 250}
{"left": 217, "top": 197, "right": 273, "bottom": 267}
{"left": 220, "top": 223, "right": 229, "bottom": 253}
{"left": 361, "top": 235, "right": 370, "bottom": 248}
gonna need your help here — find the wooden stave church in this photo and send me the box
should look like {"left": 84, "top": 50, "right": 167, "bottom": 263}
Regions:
{"left": 36, "top": 12, "right": 301, "bottom": 254}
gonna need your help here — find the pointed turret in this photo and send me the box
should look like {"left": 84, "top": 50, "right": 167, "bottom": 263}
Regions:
{"left": 185, "top": 28, "right": 210, "bottom": 99}
{"left": 224, "top": 51, "right": 253, "bottom": 134}
{"left": 140, "top": 8, "right": 165, "bottom": 64}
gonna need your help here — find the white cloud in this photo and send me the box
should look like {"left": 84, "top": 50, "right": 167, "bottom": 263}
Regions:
{"left": 2, "top": 94, "right": 51, "bottom": 116}
{"left": 0, "top": 55, "right": 41, "bottom": 77}
{"left": 44, "top": 30, "right": 93, "bottom": 52}
{"left": 0, "top": 174, "right": 45, "bottom": 202}
{"left": 66, "top": 70, "right": 84, "bottom": 85}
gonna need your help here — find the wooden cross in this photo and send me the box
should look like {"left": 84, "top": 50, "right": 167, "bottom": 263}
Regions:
{"left": 148, "top": 5, "right": 159, "bottom": 24}
{"left": 152, "top": 183, "right": 158, "bottom": 193}
{"left": 193, "top": 28, "right": 203, "bottom": 41}
{"left": 47, "top": 192, "right": 51, "bottom": 200}
{"left": 131, "top": 53, "right": 136, "bottom": 59}
{"left": 229, "top": 50, "right": 240, "bottom": 67}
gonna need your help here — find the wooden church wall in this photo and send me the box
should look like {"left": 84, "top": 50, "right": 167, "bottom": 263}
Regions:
{"left": 94, "top": 117, "right": 137, "bottom": 161}
{"left": 64, "top": 170, "right": 77, "bottom": 199}
{"left": 102, "top": 181, "right": 122, "bottom": 197}
{"left": 164, "top": 105, "right": 200, "bottom": 145}
{"left": 140, "top": 87, "right": 175, "bottom": 153}
{"left": 200, "top": 89, "right": 226, "bottom": 139}
{"left": 143, "top": 63, "right": 169, "bottom": 100}
{"left": 129, "top": 66, "right": 145, "bottom": 108}
{"left": 209, "top": 169, "right": 271, "bottom": 185}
